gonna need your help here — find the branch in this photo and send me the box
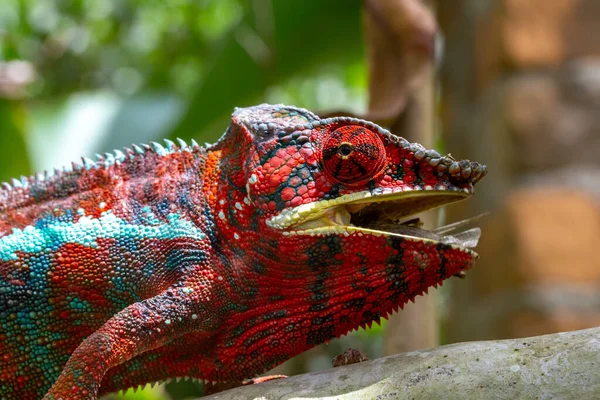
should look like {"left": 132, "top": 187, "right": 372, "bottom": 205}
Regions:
{"left": 204, "top": 327, "right": 600, "bottom": 399}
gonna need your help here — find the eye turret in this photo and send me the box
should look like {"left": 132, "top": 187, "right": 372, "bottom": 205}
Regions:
{"left": 321, "top": 125, "right": 386, "bottom": 185}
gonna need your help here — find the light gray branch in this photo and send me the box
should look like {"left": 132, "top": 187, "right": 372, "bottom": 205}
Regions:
{"left": 204, "top": 327, "right": 600, "bottom": 400}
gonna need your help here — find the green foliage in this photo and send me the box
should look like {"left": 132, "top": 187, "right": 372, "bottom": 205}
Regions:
{"left": 0, "top": 100, "right": 30, "bottom": 182}
{"left": 0, "top": 0, "right": 244, "bottom": 97}
{"left": 169, "top": 0, "right": 365, "bottom": 143}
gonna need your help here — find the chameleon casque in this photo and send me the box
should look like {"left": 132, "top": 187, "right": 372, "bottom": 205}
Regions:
{"left": 0, "top": 104, "right": 486, "bottom": 399}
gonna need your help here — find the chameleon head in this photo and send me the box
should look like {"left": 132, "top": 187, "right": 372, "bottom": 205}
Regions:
{"left": 210, "top": 104, "right": 486, "bottom": 378}
{"left": 227, "top": 103, "right": 485, "bottom": 242}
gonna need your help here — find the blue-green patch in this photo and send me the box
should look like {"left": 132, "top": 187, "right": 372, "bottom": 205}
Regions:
{"left": 0, "top": 210, "right": 206, "bottom": 261}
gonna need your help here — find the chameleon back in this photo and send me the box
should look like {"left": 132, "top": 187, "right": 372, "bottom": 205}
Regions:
{"left": 0, "top": 144, "right": 209, "bottom": 398}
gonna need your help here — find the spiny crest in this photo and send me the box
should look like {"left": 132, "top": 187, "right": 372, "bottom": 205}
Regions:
{"left": 0, "top": 138, "right": 203, "bottom": 193}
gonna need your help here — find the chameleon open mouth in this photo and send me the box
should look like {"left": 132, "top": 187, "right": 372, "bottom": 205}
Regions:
{"left": 269, "top": 189, "right": 482, "bottom": 254}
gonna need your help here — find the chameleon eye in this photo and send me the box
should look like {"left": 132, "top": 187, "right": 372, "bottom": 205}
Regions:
{"left": 321, "top": 125, "right": 386, "bottom": 185}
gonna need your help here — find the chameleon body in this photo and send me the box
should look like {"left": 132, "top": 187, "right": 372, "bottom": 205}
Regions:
{"left": 0, "top": 104, "right": 486, "bottom": 399}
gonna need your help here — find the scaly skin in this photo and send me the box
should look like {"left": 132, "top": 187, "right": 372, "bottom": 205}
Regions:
{"left": 0, "top": 104, "right": 486, "bottom": 399}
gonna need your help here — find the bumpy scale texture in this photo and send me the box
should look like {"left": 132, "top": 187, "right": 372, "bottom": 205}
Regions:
{"left": 0, "top": 105, "right": 486, "bottom": 399}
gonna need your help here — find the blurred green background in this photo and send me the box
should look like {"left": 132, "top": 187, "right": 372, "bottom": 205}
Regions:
{"left": 0, "top": 0, "right": 378, "bottom": 398}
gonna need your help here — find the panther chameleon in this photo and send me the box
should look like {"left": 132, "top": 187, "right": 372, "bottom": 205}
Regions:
{"left": 0, "top": 104, "right": 486, "bottom": 399}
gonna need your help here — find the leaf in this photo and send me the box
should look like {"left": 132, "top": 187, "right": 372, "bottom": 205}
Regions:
{"left": 0, "top": 99, "right": 31, "bottom": 182}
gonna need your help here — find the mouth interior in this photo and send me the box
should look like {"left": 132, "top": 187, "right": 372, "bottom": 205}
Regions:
{"left": 291, "top": 192, "right": 482, "bottom": 249}
{"left": 348, "top": 194, "right": 461, "bottom": 227}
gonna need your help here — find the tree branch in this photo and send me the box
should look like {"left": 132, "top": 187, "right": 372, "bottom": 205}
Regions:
{"left": 204, "top": 327, "right": 600, "bottom": 399}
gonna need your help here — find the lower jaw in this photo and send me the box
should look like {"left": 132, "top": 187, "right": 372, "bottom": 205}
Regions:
{"left": 286, "top": 227, "right": 478, "bottom": 258}
{"left": 283, "top": 224, "right": 430, "bottom": 239}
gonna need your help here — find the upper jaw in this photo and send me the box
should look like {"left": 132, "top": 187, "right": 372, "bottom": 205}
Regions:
{"left": 267, "top": 187, "right": 481, "bottom": 254}
{"left": 267, "top": 186, "right": 472, "bottom": 230}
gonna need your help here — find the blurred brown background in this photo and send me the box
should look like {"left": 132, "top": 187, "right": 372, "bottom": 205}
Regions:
{"left": 437, "top": 0, "right": 600, "bottom": 342}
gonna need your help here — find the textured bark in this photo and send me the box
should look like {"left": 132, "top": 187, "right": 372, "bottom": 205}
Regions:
{"left": 204, "top": 327, "right": 600, "bottom": 399}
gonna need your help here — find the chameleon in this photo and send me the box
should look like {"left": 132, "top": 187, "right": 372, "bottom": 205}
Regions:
{"left": 0, "top": 104, "right": 486, "bottom": 399}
